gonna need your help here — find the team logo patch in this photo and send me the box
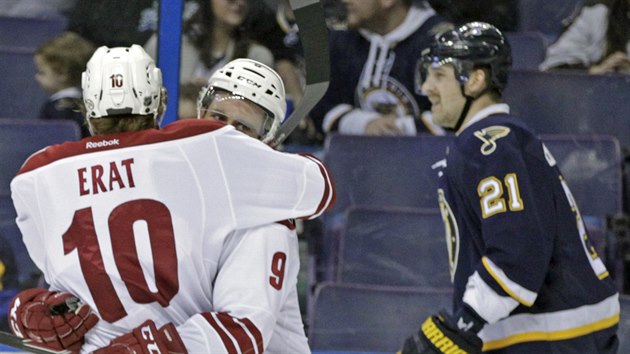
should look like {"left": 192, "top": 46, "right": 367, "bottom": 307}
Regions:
{"left": 358, "top": 77, "right": 420, "bottom": 117}
{"left": 473, "top": 126, "right": 511, "bottom": 155}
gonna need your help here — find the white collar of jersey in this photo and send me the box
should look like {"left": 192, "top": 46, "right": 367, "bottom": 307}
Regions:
{"left": 358, "top": 5, "right": 436, "bottom": 44}
{"left": 457, "top": 103, "right": 510, "bottom": 135}
{"left": 50, "top": 86, "right": 82, "bottom": 101}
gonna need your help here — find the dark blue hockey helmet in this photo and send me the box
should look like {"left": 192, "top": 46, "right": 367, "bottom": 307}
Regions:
{"left": 418, "top": 22, "right": 512, "bottom": 93}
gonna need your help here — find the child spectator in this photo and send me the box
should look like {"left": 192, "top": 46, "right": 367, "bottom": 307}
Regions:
{"left": 35, "top": 31, "right": 95, "bottom": 137}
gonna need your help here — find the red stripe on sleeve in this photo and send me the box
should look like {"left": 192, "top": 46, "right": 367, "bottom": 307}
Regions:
{"left": 201, "top": 312, "right": 237, "bottom": 354}
{"left": 202, "top": 312, "right": 263, "bottom": 353}
{"left": 215, "top": 313, "right": 257, "bottom": 354}
{"left": 300, "top": 153, "right": 336, "bottom": 219}
{"left": 238, "top": 318, "right": 264, "bottom": 354}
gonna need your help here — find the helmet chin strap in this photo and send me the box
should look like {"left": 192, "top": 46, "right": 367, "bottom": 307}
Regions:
{"left": 448, "top": 85, "right": 491, "bottom": 133}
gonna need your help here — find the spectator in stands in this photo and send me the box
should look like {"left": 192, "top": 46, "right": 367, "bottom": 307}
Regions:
{"left": 34, "top": 31, "right": 95, "bottom": 137}
{"left": 309, "top": 0, "right": 451, "bottom": 137}
{"left": 65, "top": 0, "right": 155, "bottom": 47}
{"left": 540, "top": 0, "right": 630, "bottom": 73}
{"left": 144, "top": 0, "right": 273, "bottom": 85}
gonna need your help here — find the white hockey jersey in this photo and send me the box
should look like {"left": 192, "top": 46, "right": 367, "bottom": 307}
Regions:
{"left": 10, "top": 119, "right": 333, "bottom": 353}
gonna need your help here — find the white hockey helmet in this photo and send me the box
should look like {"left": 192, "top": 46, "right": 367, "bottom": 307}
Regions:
{"left": 201, "top": 58, "right": 286, "bottom": 142}
{"left": 82, "top": 45, "right": 163, "bottom": 123}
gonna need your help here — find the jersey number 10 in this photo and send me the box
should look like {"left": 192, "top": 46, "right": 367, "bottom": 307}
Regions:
{"left": 63, "top": 199, "right": 179, "bottom": 323}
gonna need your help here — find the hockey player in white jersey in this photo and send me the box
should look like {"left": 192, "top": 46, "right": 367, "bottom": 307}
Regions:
{"left": 192, "top": 57, "right": 312, "bottom": 353}
{"left": 8, "top": 45, "right": 334, "bottom": 353}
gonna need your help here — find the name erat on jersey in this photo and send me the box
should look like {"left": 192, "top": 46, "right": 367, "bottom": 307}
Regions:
{"left": 10, "top": 119, "right": 335, "bottom": 353}
{"left": 435, "top": 109, "right": 619, "bottom": 351}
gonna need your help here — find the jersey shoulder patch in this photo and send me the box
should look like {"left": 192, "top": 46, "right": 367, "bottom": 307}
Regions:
{"left": 472, "top": 125, "right": 511, "bottom": 156}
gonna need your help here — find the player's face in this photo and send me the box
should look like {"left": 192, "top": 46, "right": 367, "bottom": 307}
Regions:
{"left": 342, "top": 0, "right": 382, "bottom": 30}
{"left": 421, "top": 64, "right": 467, "bottom": 129}
{"left": 199, "top": 90, "right": 267, "bottom": 139}
{"left": 34, "top": 55, "right": 68, "bottom": 95}
{"left": 211, "top": 0, "right": 248, "bottom": 29}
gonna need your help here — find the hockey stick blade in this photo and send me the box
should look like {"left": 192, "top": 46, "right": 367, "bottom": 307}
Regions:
{"left": 0, "top": 331, "right": 71, "bottom": 354}
{"left": 271, "top": 0, "right": 330, "bottom": 146}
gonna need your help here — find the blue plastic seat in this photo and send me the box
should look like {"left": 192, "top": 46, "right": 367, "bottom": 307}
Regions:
{"left": 540, "top": 134, "right": 622, "bottom": 219}
{"left": 337, "top": 206, "right": 450, "bottom": 288}
{"left": 517, "top": 0, "right": 583, "bottom": 40}
{"left": 0, "top": 119, "right": 80, "bottom": 287}
{"left": 0, "top": 47, "right": 48, "bottom": 119}
{"left": 316, "top": 134, "right": 453, "bottom": 281}
{"left": 0, "top": 15, "right": 68, "bottom": 49}
{"left": 308, "top": 282, "right": 453, "bottom": 352}
{"left": 0, "top": 119, "right": 81, "bottom": 194}
{"left": 504, "top": 70, "right": 630, "bottom": 146}
{"left": 505, "top": 31, "right": 548, "bottom": 70}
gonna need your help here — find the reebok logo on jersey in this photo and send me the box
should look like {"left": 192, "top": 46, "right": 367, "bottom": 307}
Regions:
{"left": 86, "top": 139, "right": 120, "bottom": 149}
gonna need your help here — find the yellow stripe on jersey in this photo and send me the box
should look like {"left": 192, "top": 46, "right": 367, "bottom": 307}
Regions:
{"left": 479, "top": 294, "right": 620, "bottom": 351}
{"left": 481, "top": 256, "right": 535, "bottom": 306}
{"left": 482, "top": 313, "right": 619, "bottom": 351}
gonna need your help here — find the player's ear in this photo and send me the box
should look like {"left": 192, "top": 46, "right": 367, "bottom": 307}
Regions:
{"left": 465, "top": 68, "right": 488, "bottom": 97}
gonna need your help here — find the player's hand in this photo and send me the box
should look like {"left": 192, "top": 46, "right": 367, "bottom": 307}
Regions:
{"left": 398, "top": 313, "right": 483, "bottom": 354}
{"left": 365, "top": 115, "right": 404, "bottom": 136}
{"left": 8, "top": 288, "right": 99, "bottom": 353}
{"left": 94, "top": 319, "right": 188, "bottom": 354}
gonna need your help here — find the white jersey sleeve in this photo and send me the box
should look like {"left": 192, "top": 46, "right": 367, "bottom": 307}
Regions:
{"left": 211, "top": 129, "right": 334, "bottom": 227}
{"left": 174, "top": 222, "right": 310, "bottom": 354}
{"left": 8, "top": 121, "right": 327, "bottom": 352}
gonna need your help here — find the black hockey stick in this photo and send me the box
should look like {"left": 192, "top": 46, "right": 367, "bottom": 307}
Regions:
{"left": 0, "top": 331, "right": 70, "bottom": 354}
{"left": 270, "top": 0, "right": 330, "bottom": 146}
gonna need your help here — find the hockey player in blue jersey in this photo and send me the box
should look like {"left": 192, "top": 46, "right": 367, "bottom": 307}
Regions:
{"left": 399, "top": 22, "right": 620, "bottom": 354}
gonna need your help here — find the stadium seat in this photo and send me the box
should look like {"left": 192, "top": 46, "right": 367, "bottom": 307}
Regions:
{"left": 0, "top": 15, "right": 68, "bottom": 49}
{"left": 503, "top": 70, "right": 630, "bottom": 147}
{"left": 308, "top": 283, "right": 453, "bottom": 352}
{"left": 0, "top": 191, "right": 43, "bottom": 290}
{"left": 0, "top": 47, "right": 48, "bottom": 119}
{"left": 0, "top": 119, "right": 81, "bottom": 195}
{"left": 336, "top": 206, "right": 450, "bottom": 288}
{"left": 541, "top": 135, "right": 623, "bottom": 280}
{"left": 541, "top": 135, "right": 622, "bottom": 219}
{"left": 0, "top": 119, "right": 80, "bottom": 287}
{"left": 323, "top": 134, "right": 453, "bottom": 213}
{"left": 517, "top": 0, "right": 582, "bottom": 39}
{"left": 316, "top": 134, "right": 453, "bottom": 281}
{"left": 619, "top": 294, "right": 630, "bottom": 353}
{"left": 505, "top": 31, "right": 548, "bottom": 70}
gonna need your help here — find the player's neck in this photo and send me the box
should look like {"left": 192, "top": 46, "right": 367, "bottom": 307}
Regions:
{"left": 456, "top": 95, "right": 499, "bottom": 134}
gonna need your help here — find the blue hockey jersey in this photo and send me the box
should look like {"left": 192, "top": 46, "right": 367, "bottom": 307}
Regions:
{"left": 435, "top": 104, "right": 619, "bottom": 353}
{"left": 309, "top": 5, "right": 451, "bottom": 136}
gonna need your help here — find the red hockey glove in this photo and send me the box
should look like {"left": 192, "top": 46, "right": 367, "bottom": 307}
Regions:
{"left": 399, "top": 312, "right": 483, "bottom": 354}
{"left": 94, "top": 320, "right": 188, "bottom": 354}
{"left": 8, "top": 288, "right": 99, "bottom": 353}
